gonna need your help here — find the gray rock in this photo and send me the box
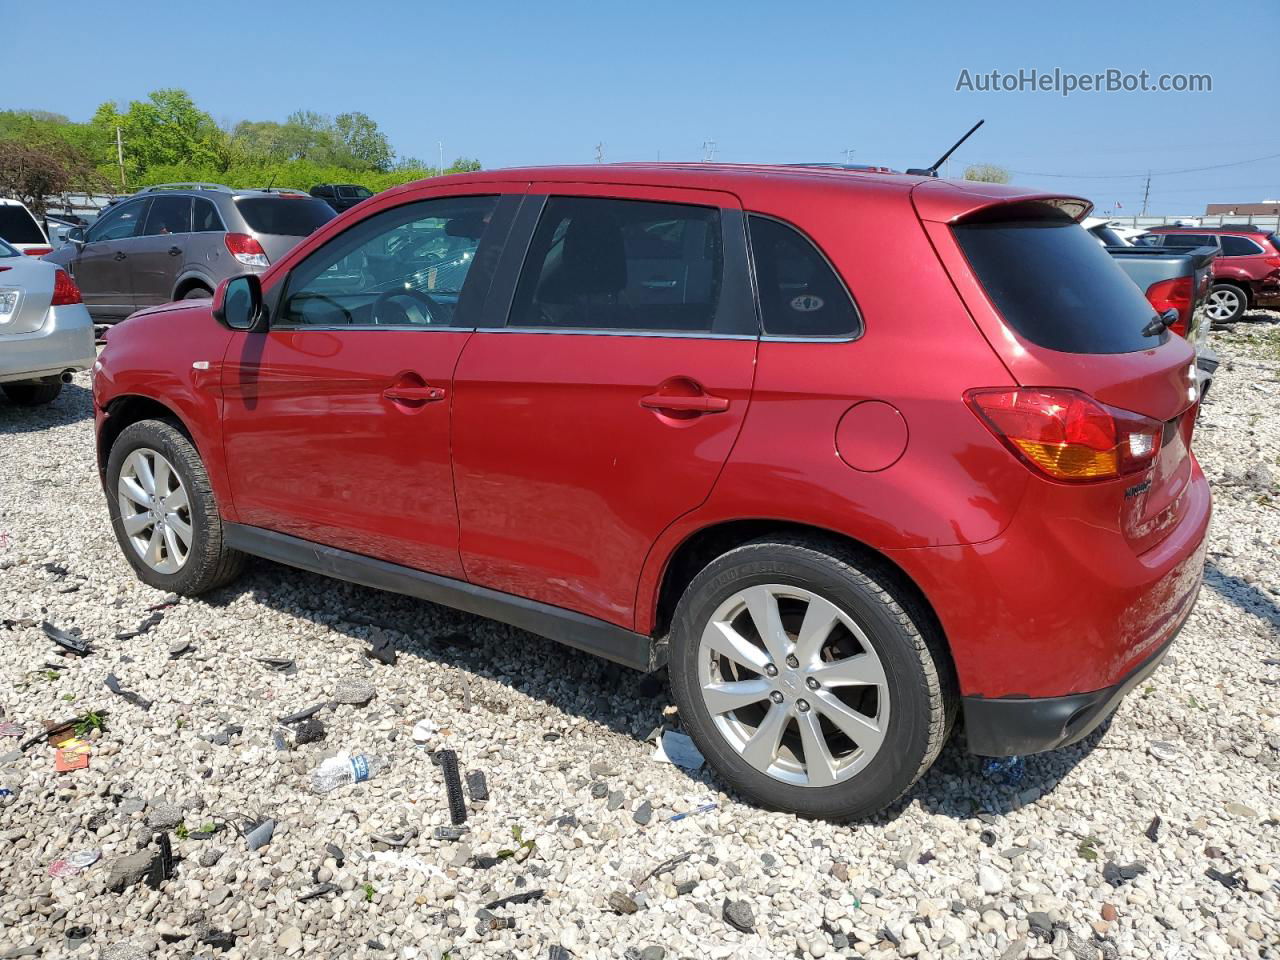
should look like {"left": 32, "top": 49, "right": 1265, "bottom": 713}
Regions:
{"left": 245, "top": 819, "right": 275, "bottom": 851}
{"left": 207, "top": 885, "right": 231, "bottom": 907}
{"left": 608, "top": 892, "right": 639, "bottom": 914}
{"left": 633, "top": 800, "right": 653, "bottom": 825}
{"left": 332, "top": 680, "right": 375, "bottom": 706}
{"left": 106, "top": 849, "right": 156, "bottom": 892}
{"left": 723, "top": 898, "right": 755, "bottom": 933}
{"left": 198, "top": 848, "right": 225, "bottom": 868}
{"left": 607, "top": 790, "right": 625, "bottom": 811}
{"left": 146, "top": 801, "right": 183, "bottom": 830}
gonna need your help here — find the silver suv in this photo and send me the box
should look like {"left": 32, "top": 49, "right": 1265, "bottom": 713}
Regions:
{"left": 45, "top": 183, "right": 336, "bottom": 322}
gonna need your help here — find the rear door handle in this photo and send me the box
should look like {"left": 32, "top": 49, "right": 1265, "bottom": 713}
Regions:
{"left": 383, "top": 385, "right": 446, "bottom": 403}
{"left": 168, "top": 246, "right": 181, "bottom": 256}
{"left": 640, "top": 392, "right": 730, "bottom": 413}
{"left": 113, "top": 251, "right": 127, "bottom": 261}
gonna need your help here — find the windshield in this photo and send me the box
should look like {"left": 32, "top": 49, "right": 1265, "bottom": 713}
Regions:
{"left": 954, "top": 218, "right": 1164, "bottom": 354}
{"left": 1090, "top": 224, "right": 1129, "bottom": 247}
{"left": 233, "top": 197, "right": 335, "bottom": 236}
{"left": 0, "top": 204, "right": 46, "bottom": 244}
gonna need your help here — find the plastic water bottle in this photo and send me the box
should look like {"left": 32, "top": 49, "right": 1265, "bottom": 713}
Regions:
{"left": 310, "top": 753, "right": 388, "bottom": 793}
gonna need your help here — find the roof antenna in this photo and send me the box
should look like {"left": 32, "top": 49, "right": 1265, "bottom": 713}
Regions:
{"left": 265, "top": 172, "right": 277, "bottom": 192}
{"left": 906, "top": 119, "right": 984, "bottom": 177}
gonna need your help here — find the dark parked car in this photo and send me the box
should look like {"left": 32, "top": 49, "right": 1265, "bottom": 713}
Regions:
{"left": 94, "top": 165, "right": 1209, "bottom": 819}
{"left": 310, "top": 183, "right": 375, "bottom": 212}
{"left": 44, "top": 183, "right": 335, "bottom": 322}
{"left": 1137, "top": 225, "right": 1280, "bottom": 323}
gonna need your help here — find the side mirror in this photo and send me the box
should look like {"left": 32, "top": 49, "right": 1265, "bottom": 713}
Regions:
{"left": 212, "top": 274, "right": 267, "bottom": 332}
{"left": 67, "top": 227, "right": 86, "bottom": 245}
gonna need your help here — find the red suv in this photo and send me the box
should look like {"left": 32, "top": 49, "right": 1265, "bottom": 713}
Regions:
{"left": 1143, "top": 224, "right": 1280, "bottom": 322}
{"left": 93, "top": 166, "right": 1210, "bottom": 819}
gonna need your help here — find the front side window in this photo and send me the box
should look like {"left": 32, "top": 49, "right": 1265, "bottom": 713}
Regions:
{"left": 1160, "top": 233, "right": 1215, "bottom": 248}
{"left": 279, "top": 195, "right": 498, "bottom": 328}
{"left": 88, "top": 200, "right": 148, "bottom": 242}
{"left": 748, "top": 215, "right": 860, "bottom": 337}
{"left": 141, "top": 195, "right": 192, "bottom": 236}
{"left": 1220, "top": 235, "right": 1264, "bottom": 257}
{"left": 508, "top": 197, "right": 723, "bottom": 332}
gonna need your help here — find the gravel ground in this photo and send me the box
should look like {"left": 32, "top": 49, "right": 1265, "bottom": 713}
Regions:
{"left": 0, "top": 315, "right": 1277, "bottom": 960}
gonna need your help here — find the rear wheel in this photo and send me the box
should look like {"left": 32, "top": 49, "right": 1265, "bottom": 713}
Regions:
{"left": 1205, "top": 284, "right": 1247, "bottom": 323}
{"left": 105, "top": 419, "right": 245, "bottom": 595}
{"left": 182, "top": 286, "right": 213, "bottom": 300}
{"left": 669, "top": 538, "right": 954, "bottom": 819}
{"left": 2, "top": 379, "right": 63, "bottom": 406}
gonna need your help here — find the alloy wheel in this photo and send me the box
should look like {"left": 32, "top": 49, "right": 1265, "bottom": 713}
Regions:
{"left": 696, "top": 584, "right": 889, "bottom": 787}
{"left": 1205, "top": 288, "right": 1242, "bottom": 322}
{"left": 117, "top": 447, "right": 193, "bottom": 575}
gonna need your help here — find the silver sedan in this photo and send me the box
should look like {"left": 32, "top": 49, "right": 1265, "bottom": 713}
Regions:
{"left": 0, "top": 238, "right": 95, "bottom": 405}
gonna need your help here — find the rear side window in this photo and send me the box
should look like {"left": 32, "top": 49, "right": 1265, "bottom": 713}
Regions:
{"left": 954, "top": 219, "right": 1163, "bottom": 354}
{"left": 1159, "top": 233, "right": 1215, "bottom": 248}
{"left": 234, "top": 197, "right": 335, "bottom": 236}
{"left": 1220, "top": 235, "right": 1264, "bottom": 256}
{"left": 193, "top": 198, "right": 223, "bottom": 232}
{"left": 509, "top": 197, "right": 723, "bottom": 333}
{"left": 141, "top": 195, "right": 192, "bottom": 236}
{"left": 0, "top": 204, "right": 45, "bottom": 244}
{"left": 749, "top": 215, "right": 860, "bottom": 337}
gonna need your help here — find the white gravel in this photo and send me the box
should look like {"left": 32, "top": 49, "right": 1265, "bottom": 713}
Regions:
{"left": 0, "top": 315, "right": 1277, "bottom": 960}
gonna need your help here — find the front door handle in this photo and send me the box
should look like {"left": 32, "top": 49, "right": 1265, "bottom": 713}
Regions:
{"left": 168, "top": 246, "right": 182, "bottom": 256}
{"left": 383, "top": 385, "right": 446, "bottom": 403}
{"left": 113, "top": 251, "right": 127, "bottom": 261}
{"left": 640, "top": 392, "right": 730, "bottom": 414}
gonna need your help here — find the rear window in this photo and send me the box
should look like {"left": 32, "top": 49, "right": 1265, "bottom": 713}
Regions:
{"left": 234, "top": 197, "right": 335, "bottom": 236}
{"left": 0, "top": 204, "right": 45, "bottom": 244}
{"left": 954, "top": 218, "right": 1164, "bottom": 354}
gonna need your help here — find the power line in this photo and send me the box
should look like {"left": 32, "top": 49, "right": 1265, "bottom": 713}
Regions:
{"left": 1009, "top": 150, "right": 1280, "bottom": 180}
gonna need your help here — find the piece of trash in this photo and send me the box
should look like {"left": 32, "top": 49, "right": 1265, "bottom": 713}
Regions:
{"left": 1145, "top": 815, "right": 1162, "bottom": 842}
{"left": 310, "top": 753, "right": 388, "bottom": 793}
{"left": 325, "top": 842, "right": 345, "bottom": 864}
{"left": 652, "top": 731, "right": 705, "bottom": 771}
{"left": 43, "top": 622, "right": 91, "bottom": 657}
{"left": 298, "top": 883, "right": 339, "bottom": 901}
{"left": 411, "top": 718, "right": 439, "bottom": 743}
{"left": 55, "top": 739, "right": 91, "bottom": 772}
{"left": 981, "top": 755, "right": 1026, "bottom": 786}
{"left": 256, "top": 656, "right": 297, "bottom": 673}
{"left": 147, "top": 834, "right": 174, "bottom": 888}
{"left": 105, "top": 674, "right": 153, "bottom": 712}
{"left": 434, "top": 826, "right": 468, "bottom": 841}
{"left": 19, "top": 715, "right": 87, "bottom": 753}
{"left": 1147, "top": 741, "right": 1179, "bottom": 762}
{"left": 147, "top": 594, "right": 180, "bottom": 611}
{"left": 1102, "top": 861, "right": 1148, "bottom": 887}
{"left": 272, "top": 729, "right": 287, "bottom": 751}
{"left": 245, "top": 818, "right": 275, "bottom": 852}
{"left": 3, "top": 617, "right": 36, "bottom": 630}
{"left": 369, "top": 851, "right": 447, "bottom": 880}
{"left": 0, "top": 722, "right": 24, "bottom": 738}
{"left": 292, "top": 718, "right": 325, "bottom": 746}
{"left": 168, "top": 641, "right": 192, "bottom": 660}
{"left": 115, "top": 612, "right": 163, "bottom": 641}
{"left": 434, "top": 750, "right": 467, "bottom": 824}
{"left": 483, "top": 888, "right": 546, "bottom": 911}
{"left": 368, "top": 636, "right": 397, "bottom": 666}
{"left": 370, "top": 833, "right": 411, "bottom": 848}
{"left": 466, "top": 770, "right": 489, "bottom": 802}
{"left": 667, "top": 801, "right": 717, "bottom": 822}
{"left": 279, "top": 703, "right": 326, "bottom": 725}
{"left": 44, "top": 562, "right": 69, "bottom": 577}
{"left": 49, "top": 849, "right": 101, "bottom": 878}
{"left": 1205, "top": 866, "right": 1242, "bottom": 889}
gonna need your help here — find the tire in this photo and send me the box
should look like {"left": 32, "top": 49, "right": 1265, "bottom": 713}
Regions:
{"left": 182, "top": 286, "right": 213, "bottom": 300}
{"left": 2, "top": 379, "right": 63, "bottom": 406}
{"left": 1205, "top": 283, "right": 1247, "bottom": 324}
{"left": 105, "top": 418, "right": 245, "bottom": 595}
{"left": 668, "top": 537, "right": 955, "bottom": 820}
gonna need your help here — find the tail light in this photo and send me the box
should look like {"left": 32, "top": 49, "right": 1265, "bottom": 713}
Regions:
{"left": 966, "top": 388, "right": 1163, "bottom": 483}
{"left": 50, "top": 269, "right": 82, "bottom": 306}
{"left": 1144, "top": 276, "right": 1192, "bottom": 337}
{"left": 224, "top": 233, "right": 269, "bottom": 267}
{"left": 23, "top": 247, "right": 53, "bottom": 257}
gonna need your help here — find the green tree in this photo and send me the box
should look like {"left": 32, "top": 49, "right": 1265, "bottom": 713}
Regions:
{"left": 334, "top": 112, "right": 392, "bottom": 172}
{"left": 91, "top": 90, "right": 229, "bottom": 182}
{"left": 963, "top": 163, "right": 1011, "bottom": 184}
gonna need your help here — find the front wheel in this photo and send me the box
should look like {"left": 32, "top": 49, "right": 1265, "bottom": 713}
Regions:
{"left": 105, "top": 418, "right": 245, "bottom": 594}
{"left": 1204, "top": 284, "right": 1247, "bottom": 324}
{"left": 182, "top": 286, "right": 213, "bottom": 301}
{"left": 669, "top": 538, "right": 954, "bottom": 819}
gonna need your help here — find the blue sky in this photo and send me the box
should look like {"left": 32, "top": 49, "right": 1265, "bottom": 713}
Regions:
{"left": 6, "top": 0, "right": 1278, "bottom": 216}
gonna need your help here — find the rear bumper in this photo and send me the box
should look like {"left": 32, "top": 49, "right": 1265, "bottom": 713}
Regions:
{"left": 0, "top": 304, "right": 96, "bottom": 384}
{"left": 961, "top": 609, "right": 1186, "bottom": 756}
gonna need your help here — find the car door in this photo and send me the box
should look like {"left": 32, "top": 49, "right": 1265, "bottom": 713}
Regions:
{"left": 72, "top": 198, "right": 150, "bottom": 317}
{"left": 221, "top": 191, "right": 519, "bottom": 577}
{"left": 451, "top": 186, "right": 758, "bottom": 628}
{"left": 131, "top": 194, "right": 193, "bottom": 307}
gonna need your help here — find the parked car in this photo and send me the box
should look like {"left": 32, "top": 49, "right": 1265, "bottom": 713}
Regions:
{"left": 0, "top": 236, "right": 95, "bottom": 405}
{"left": 310, "top": 183, "right": 375, "bottom": 212}
{"left": 44, "top": 183, "right": 336, "bottom": 323}
{"left": 93, "top": 166, "right": 1210, "bottom": 819}
{"left": 1137, "top": 225, "right": 1280, "bottom": 323}
{"left": 0, "top": 198, "right": 53, "bottom": 256}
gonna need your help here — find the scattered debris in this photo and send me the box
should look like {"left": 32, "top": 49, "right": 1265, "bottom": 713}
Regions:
{"left": 1102, "top": 861, "right": 1148, "bottom": 887}
{"left": 0, "top": 722, "right": 24, "bottom": 738}
{"left": 484, "top": 889, "right": 546, "bottom": 911}
{"left": 637, "top": 851, "right": 694, "bottom": 888}
{"left": 434, "top": 826, "right": 468, "bottom": 841}
{"left": 368, "top": 635, "right": 397, "bottom": 666}
{"left": 1145, "top": 815, "right": 1162, "bottom": 842}
{"left": 48, "top": 849, "right": 100, "bottom": 878}
{"left": 667, "top": 801, "right": 716, "bottom": 823}
{"left": 723, "top": 898, "right": 755, "bottom": 933}
{"left": 633, "top": 800, "right": 654, "bottom": 825}
{"left": 980, "top": 755, "right": 1025, "bottom": 786}
{"left": 147, "top": 593, "right": 181, "bottom": 611}
{"left": 298, "top": 883, "right": 340, "bottom": 901}
{"left": 115, "top": 611, "right": 163, "bottom": 641}
{"left": 369, "top": 851, "right": 446, "bottom": 880}
{"left": 105, "top": 674, "right": 153, "bottom": 711}
{"left": 608, "top": 891, "right": 639, "bottom": 914}
{"left": 466, "top": 769, "right": 489, "bottom": 802}
{"left": 54, "top": 738, "right": 91, "bottom": 772}
{"left": 1147, "top": 741, "right": 1179, "bottom": 763}
{"left": 168, "top": 641, "right": 193, "bottom": 659}
{"left": 411, "top": 718, "right": 439, "bottom": 743}
{"left": 42, "top": 621, "right": 91, "bottom": 657}
{"left": 279, "top": 703, "right": 327, "bottom": 725}
{"left": 1205, "top": 866, "right": 1243, "bottom": 890}
{"left": 652, "top": 730, "right": 705, "bottom": 771}
{"left": 244, "top": 819, "right": 275, "bottom": 852}
{"left": 434, "top": 749, "right": 467, "bottom": 824}
{"left": 256, "top": 656, "right": 297, "bottom": 674}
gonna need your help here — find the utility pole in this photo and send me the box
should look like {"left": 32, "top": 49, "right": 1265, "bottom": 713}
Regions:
{"left": 842, "top": 148, "right": 855, "bottom": 165}
{"left": 1141, "top": 172, "right": 1151, "bottom": 217}
{"left": 702, "top": 139, "right": 717, "bottom": 162}
{"left": 437, "top": 140, "right": 444, "bottom": 176}
{"left": 594, "top": 142, "right": 605, "bottom": 164}
{"left": 115, "top": 126, "right": 127, "bottom": 192}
